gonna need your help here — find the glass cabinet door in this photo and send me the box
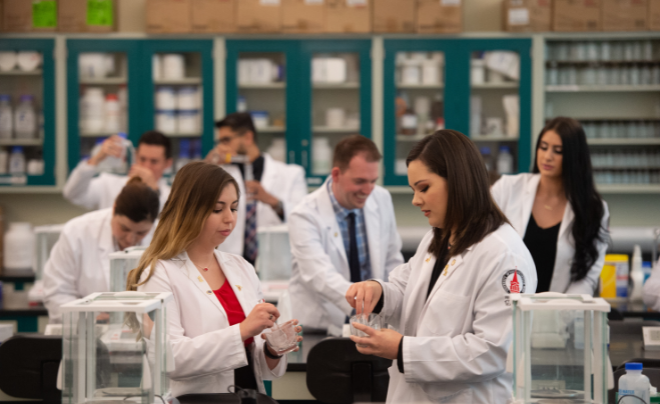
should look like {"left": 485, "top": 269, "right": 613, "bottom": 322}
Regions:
{"left": 226, "top": 40, "right": 300, "bottom": 168}
{"left": 300, "top": 40, "right": 372, "bottom": 185}
{"left": 0, "top": 39, "right": 55, "bottom": 187}
{"left": 464, "top": 39, "right": 532, "bottom": 183}
{"left": 67, "top": 40, "right": 141, "bottom": 173}
{"left": 142, "top": 40, "right": 214, "bottom": 183}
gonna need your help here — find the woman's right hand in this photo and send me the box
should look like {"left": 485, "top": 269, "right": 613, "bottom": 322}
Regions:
{"left": 346, "top": 280, "right": 383, "bottom": 316}
{"left": 89, "top": 135, "right": 123, "bottom": 166}
{"left": 240, "top": 303, "right": 279, "bottom": 341}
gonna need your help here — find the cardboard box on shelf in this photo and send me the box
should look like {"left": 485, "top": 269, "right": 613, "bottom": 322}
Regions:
{"left": 236, "top": 0, "right": 282, "bottom": 33}
{"left": 191, "top": 0, "right": 236, "bottom": 33}
{"left": 3, "top": 0, "right": 58, "bottom": 32}
{"left": 282, "top": 0, "right": 325, "bottom": 33}
{"left": 325, "top": 0, "right": 371, "bottom": 33}
{"left": 502, "top": 0, "right": 551, "bottom": 32}
{"left": 117, "top": 0, "right": 145, "bottom": 32}
{"left": 59, "top": 0, "right": 116, "bottom": 32}
{"left": 651, "top": 0, "right": 660, "bottom": 29}
{"left": 602, "top": 0, "right": 647, "bottom": 31}
{"left": 145, "top": 0, "right": 191, "bottom": 33}
{"left": 553, "top": 0, "right": 601, "bottom": 31}
{"left": 416, "top": 0, "right": 462, "bottom": 34}
{"left": 372, "top": 0, "right": 416, "bottom": 33}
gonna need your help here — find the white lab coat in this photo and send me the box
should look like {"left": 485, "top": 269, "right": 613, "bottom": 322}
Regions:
{"left": 42, "top": 208, "right": 153, "bottom": 323}
{"left": 254, "top": 154, "right": 307, "bottom": 227}
{"left": 491, "top": 173, "right": 609, "bottom": 295}
{"left": 288, "top": 178, "right": 404, "bottom": 334}
{"left": 643, "top": 259, "right": 660, "bottom": 310}
{"left": 137, "top": 250, "right": 287, "bottom": 397}
{"left": 63, "top": 161, "right": 171, "bottom": 211}
{"left": 374, "top": 225, "right": 537, "bottom": 404}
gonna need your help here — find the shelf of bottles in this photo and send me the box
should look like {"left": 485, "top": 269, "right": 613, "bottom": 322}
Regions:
{"left": 309, "top": 53, "right": 362, "bottom": 183}
{"left": 393, "top": 52, "right": 445, "bottom": 177}
{"left": 470, "top": 50, "right": 520, "bottom": 183}
{"left": 153, "top": 52, "right": 204, "bottom": 182}
{"left": 545, "top": 38, "right": 660, "bottom": 192}
{"left": 0, "top": 50, "right": 45, "bottom": 185}
{"left": 237, "top": 53, "right": 288, "bottom": 166}
{"left": 78, "top": 52, "right": 129, "bottom": 173}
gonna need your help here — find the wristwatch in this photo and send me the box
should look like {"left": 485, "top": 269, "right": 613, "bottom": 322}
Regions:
{"left": 264, "top": 346, "right": 283, "bottom": 360}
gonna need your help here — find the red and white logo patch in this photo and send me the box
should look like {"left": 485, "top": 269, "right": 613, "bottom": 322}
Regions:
{"left": 501, "top": 269, "right": 526, "bottom": 294}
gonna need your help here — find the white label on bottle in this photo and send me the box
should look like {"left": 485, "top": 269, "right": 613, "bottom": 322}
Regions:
{"left": 508, "top": 8, "right": 530, "bottom": 25}
{"left": 15, "top": 111, "right": 35, "bottom": 134}
{"left": 260, "top": 0, "right": 280, "bottom": 5}
{"left": 347, "top": 0, "right": 367, "bottom": 6}
{"left": 441, "top": 0, "right": 461, "bottom": 6}
{"left": 402, "top": 115, "right": 418, "bottom": 129}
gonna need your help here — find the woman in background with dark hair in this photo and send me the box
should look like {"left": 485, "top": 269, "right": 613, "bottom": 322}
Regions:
{"left": 43, "top": 177, "right": 160, "bottom": 323}
{"left": 345, "top": 130, "right": 537, "bottom": 404}
{"left": 492, "top": 117, "right": 609, "bottom": 294}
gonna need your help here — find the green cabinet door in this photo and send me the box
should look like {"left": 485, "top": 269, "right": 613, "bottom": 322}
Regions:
{"left": 0, "top": 39, "right": 56, "bottom": 187}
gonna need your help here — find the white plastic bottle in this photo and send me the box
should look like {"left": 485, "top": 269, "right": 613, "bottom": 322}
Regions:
{"left": 3, "top": 222, "right": 36, "bottom": 273}
{"left": 14, "top": 95, "right": 36, "bottom": 139}
{"left": 80, "top": 88, "right": 105, "bottom": 134}
{"left": 312, "top": 137, "right": 332, "bottom": 175}
{"left": 619, "top": 362, "right": 650, "bottom": 404}
{"left": 9, "top": 146, "right": 26, "bottom": 175}
{"left": 497, "top": 146, "right": 514, "bottom": 175}
{"left": 90, "top": 133, "right": 129, "bottom": 173}
{"left": 630, "top": 244, "right": 644, "bottom": 302}
{"left": 103, "top": 93, "right": 121, "bottom": 133}
{"left": 0, "top": 94, "right": 13, "bottom": 139}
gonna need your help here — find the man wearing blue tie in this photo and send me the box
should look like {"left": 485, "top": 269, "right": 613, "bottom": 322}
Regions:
{"left": 288, "top": 135, "right": 404, "bottom": 336}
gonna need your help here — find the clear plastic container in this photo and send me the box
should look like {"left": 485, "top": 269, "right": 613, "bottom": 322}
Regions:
{"left": 9, "top": 146, "right": 25, "bottom": 175}
{"left": 619, "top": 362, "right": 650, "bottom": 404}
{"left": 3, "top": 222, "right": 35, "bottom": 272}
{"left": 14, "top": 95, "right": 36, "bottom": 139}
{"left": 103, "top": 93, "right": 121, "bottom": 133}
{"left": 497, "top": 146, "right": 514, "bottom": 175}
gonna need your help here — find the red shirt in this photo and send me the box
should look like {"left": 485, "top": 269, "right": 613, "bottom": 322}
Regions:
{"left": 213, "top": 281, "right": 253, "bottom": 347}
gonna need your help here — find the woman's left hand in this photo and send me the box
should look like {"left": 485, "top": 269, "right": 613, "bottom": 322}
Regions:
{"left": 350, "top": 322, "right": 403, "bottom": 360}
{"left": 260, "top": 320, "right": 304, "bottom": 354}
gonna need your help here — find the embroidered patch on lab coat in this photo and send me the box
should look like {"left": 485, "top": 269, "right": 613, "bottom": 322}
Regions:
{"left": 502, "top": 269, "right": 526, "bottom": 306}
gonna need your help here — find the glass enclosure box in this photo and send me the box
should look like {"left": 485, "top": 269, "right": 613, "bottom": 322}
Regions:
{"left": 29, "top": 224, "right": 64, "bottom": 304}
{"left": 109, "top": 247, "right": 146, "bottom": 292}
{"left": 61, "top": 292, "right": 173, "bottom": 404}
{"left": 256, "top": 225, "right": 291, "bottom": 303}
{"left": 511, "top": 293, "right": 610, "bottom": 404}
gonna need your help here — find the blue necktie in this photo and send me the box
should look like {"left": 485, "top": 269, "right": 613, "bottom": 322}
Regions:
{"left": 245, "top": 200, "right": 258, "bottom": 263}
{"left": 347, "top": 212, "right": 361, "bottom": 283}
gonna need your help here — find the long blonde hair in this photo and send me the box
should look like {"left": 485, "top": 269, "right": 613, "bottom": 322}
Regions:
{"left": 126, "top": 161, "right": 240, "bottom": 291}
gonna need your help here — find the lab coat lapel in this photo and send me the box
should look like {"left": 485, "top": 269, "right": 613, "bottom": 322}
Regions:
{"left": 521, "top": 175, "right": 541, "bottom": 237}
{"left": 557, "top": 202, "right": 575, "bottom": 241}
{"left": 97, "top": 210, "right": 115, "bottom": 288}
{"left": 260, "top": 154, "right": 275, "bottom": 190}
{"left": 219, "top": 251, "right": 254, "bottom": 317}
{"left": 363, "top": 197, "right": 381, "bottom": 279}
{"left": 178, "top": 252, "right": 226, "bottom": 315}
{"left": 318, "top": 180, "right": 348, "bottom": 267}
{"left": 423, "top": 253, "right": 466, "bottom": 312}
{"left": 403, "top": 253, "right": 436, "bottom": 335}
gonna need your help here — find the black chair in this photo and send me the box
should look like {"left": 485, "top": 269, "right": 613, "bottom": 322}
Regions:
{"left": 0, "top": 335, "right": 62, "bottom": 404}
{"left": 306, "top": 338, "right": 392, "bottom": 404}
{"left": 608, "top": 367, "right": 660, "bottom": 403}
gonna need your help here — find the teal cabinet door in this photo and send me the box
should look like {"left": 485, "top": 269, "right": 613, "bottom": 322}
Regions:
{"left": 226, "top": 40, "right": 301, "bottom": 169}
{"left": 383, "top": 38, "right": 532, "bottom": 187}
{"left": 140, "top": 40, "right": 215, "bottom": 179}
{"left": 0, "top": 39, "right": 56, "bottom": 187}
{"left": 66, "top": 39, "right": 142, "bottom": 174}
{"left": 298, "top": 39, "right": 372, "bottom": 186}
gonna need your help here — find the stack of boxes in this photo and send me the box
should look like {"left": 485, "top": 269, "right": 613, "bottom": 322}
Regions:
{"left": 2, "top": 0, "right": 117, "bottom": 33}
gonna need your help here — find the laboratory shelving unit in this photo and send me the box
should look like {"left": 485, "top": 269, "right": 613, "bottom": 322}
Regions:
{"left": 225, "top": 39, "right": 371, "bottom": 185}
{"left": 539, "top": 33, "right": 660, "bottom": 194}
{"left": 383, "top": 37, "right": 532, "bottom": 187}
{"left": 0, "top": 38, "right": 56, "bottom": 188}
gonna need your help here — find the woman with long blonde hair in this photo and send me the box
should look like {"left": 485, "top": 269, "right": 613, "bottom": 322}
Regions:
{"left": 126, "top": 161, "right": 300, "bottom": 398}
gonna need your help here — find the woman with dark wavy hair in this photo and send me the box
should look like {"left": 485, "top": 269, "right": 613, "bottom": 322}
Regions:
{"left": 492, "top": 117, "right": 609, "bottom": 294}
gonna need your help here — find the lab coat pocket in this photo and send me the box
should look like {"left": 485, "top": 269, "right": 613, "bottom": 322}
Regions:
{"left": 423, "top": 292, "right": 471, "bottom": 337}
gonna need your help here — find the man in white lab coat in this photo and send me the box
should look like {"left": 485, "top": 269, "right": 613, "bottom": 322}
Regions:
{"left": 207, "top": 113, "right": 307, "bottom": 265}
{"left": 63, "top": 131, "right": 173, "bottom": 211}
{"left": 288, "top": 135, "right": 404, "bottom": 335}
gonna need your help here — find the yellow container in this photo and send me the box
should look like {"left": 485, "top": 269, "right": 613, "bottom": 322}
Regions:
{"left": 600, "top": 254, "right": 629, "bottom": 298}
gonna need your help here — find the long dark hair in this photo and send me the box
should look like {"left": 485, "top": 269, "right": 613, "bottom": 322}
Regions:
{"left": 533, "top": 117, "right": 607, "bottom": 282}
{"left": 406, "top": 130, "right": 509, "bottom": 257}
